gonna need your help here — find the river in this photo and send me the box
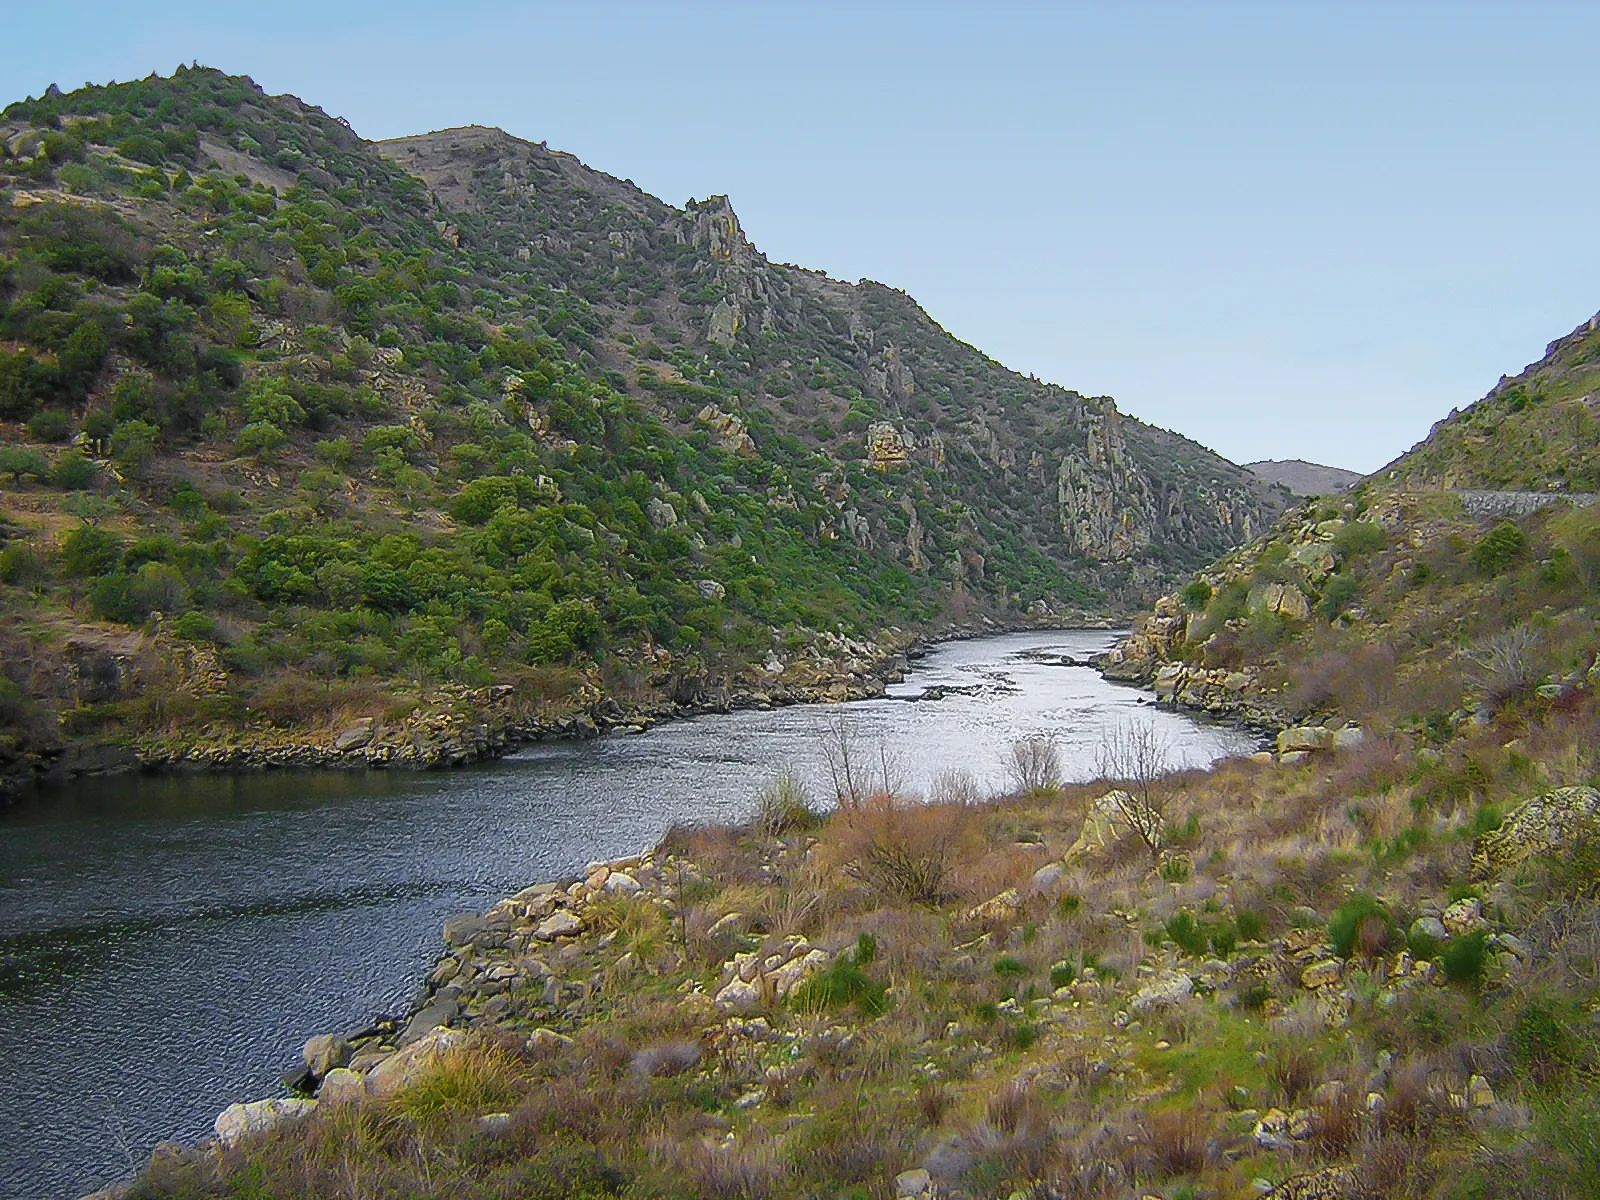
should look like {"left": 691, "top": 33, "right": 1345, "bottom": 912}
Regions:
{"left": 0, "top": 629, "right": 1258, "bottom": 1199}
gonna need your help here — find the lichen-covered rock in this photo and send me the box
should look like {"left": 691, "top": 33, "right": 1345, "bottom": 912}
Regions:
{"left": 1068, "top": 790, "right": 1163, "bottom": 859}
{"left": 535, "top": 910, "right": 585, "bottom": 940}
{"left": 1260, "top": 1165, "right": 1364, "bottom": 1198}
{"left": 1474, "top": 786, "right": 1600, "bottom": 875}
{"left": 1300, "top": 959, "right": 1342, "bottom": 989}
{"left": 316, "top": 1067, "right": 366, "bottom": 1105}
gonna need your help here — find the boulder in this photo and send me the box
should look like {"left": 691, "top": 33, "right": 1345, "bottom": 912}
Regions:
{"left": 333, "top": 719, "right": 375, "bottom": 751}
{"left": 302, "top": 1033, "right": 351, "bottom": 1078}
{"left": 1409, "top": 916, "right": 1448, "bottom": 944}
{"left": 602, "top": 872, "right": 641, "bottom": 895}
{"left": 1031, "top": 862, "right": 1065, "bottom": 893}
{"left": 1442, "top": 897, "right": 1485, "bottom": 935}
{"left": 714, "top": 979, "right": 763, "bottom": 1012}
{"left": 365, "top": 1027, "right": 467, "bottom": 1100}
{"left": 398, "top": 996, "right": 459, "bottom": 1046}
{"left": 1277, "top": 726, "right": 1332, "bottom": 754}
{"left": 535, "top": 910, "right": 585, "bottom": 940}
{"left": 1068, "top": 790, "right": 1163, "bottom": 859}
{"left": 317, "top": 1067, "right": 366, "bottom": 1105}
{"left": 895, "top": 1168, "right": 933, "bottom": 1197}
{"left": 1131, "top": 972, "right": 1193, "bottom": 1012}
{"left": 1475, "top": 786, "right": 1600, "bottom": 875}
{"left": 213, "top": 1098, "right": 318, "bottom": 1148}
{"left": 1300, "top": 959, "right": 1342, "bottom": 990}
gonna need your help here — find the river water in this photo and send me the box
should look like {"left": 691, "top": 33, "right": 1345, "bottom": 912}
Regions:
{"left": 0, "top": 630, "right": 1257, "bottom": 1199}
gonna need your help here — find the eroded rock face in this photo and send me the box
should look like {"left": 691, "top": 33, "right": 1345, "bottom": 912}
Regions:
{"left": 1056, "top": 408, "right": 1155, "bottom": 561}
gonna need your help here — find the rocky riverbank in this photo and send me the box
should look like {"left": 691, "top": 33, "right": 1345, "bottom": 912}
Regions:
{"left": 7, "top": 616, "right": 1121, "bottom": 803}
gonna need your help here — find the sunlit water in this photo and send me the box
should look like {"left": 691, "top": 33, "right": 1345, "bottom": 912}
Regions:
{"left": 0, "top": 630, "right": 1257, "bottom": 1199}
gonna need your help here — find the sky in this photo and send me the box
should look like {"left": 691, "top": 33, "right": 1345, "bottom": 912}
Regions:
{"left": 6, "top": 1, "right": 1600, "bottom": 473}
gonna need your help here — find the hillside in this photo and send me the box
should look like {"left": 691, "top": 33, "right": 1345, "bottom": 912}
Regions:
{"left": 1245, "top": 459, "right": 1360, "bottom": 496}
{"left": 0, "top": 69, "right": 1283, "bottom": 794}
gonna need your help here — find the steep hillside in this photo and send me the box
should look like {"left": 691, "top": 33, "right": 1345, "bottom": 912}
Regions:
{"left": 1380, "top": 310, "right": 1600, "bottom": 491}
{"left": 1104, "top": 308, "right": 1600, "bottom": 745}
{"left": 0, "top": 69, "right": 1281, "bottom": 792}
{"left": 1245, "top": 459, "right": 1360, "bottom": 496}
{"left": 379, "top": 125, "right": 1282, "bottom": 581}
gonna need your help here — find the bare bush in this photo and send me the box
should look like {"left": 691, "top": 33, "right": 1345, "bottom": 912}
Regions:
{"left": 1464, "top": 623, "right": 1545, "bottom": 708}
{"left": 815, "top": 711, "right": 900, "bottom": 808}
{"left": 1006, "top": 736, "right": 1063, "bottom": 794}
{"left": 929, "top": 766, "right": 984, "bottom": 806}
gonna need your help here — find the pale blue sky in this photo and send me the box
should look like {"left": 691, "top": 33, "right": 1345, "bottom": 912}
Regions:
{"left": 7, "top": 2, "right": 1599, "bottom": 472}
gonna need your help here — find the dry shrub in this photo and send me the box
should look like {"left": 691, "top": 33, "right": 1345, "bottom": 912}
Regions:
{"left": 935, "top": 1080, "right": 1060, "bottom": 1190}
{"left": 652, "top": 1129, "right": 787, "bottom": 1200}
{"left": 917, "top": 1078, "right": 952, "bottom": 1126}
{"left": 1267, "top": 1040, "right": 1318, "bottom": 1106}
{"left": 656, "top": 822, "right": 759, "bottom": 886}
{"left": 856, "top": 904, "right": 946, "bottom": 983}
{"left": 628, "top": 1039, "right": 701, "bottom": 1078}
{"left": 1309, "top": 1085, "right": 1363, "bottom": 1156}
{"left": 1291, "top": 640, "right": 1397, "bottom": 714}
{"left": 930, "top": 766, "right": 985, "bottom": 806}
{"left": 1357, "top": 1129, "right": 1437, "bottom": 1197}
{"left": 1380, "top": 1059, "right": 1449, "bottom": 1140}
{"left": 1141, "top": 1107, "right": 1211, "bottom": 1177}
{"left": 819, "top": 795, "right": 980, "bottom": 906}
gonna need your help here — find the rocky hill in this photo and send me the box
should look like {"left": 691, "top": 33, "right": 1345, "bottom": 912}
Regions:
{"left": 0, "top": 69, "right": 1282, "bottom": 792}
{"left": 1245, "top": 459, "right": 1360, "bottom": 496}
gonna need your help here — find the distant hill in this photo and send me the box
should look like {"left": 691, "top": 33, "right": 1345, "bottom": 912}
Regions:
{"left": 1244, "top": 458, "right": 1361, "bottom": 495}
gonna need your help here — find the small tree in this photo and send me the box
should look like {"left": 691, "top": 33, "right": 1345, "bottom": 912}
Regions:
{"left": 1095, "top": 720, "right": 1174, "bottom": 860}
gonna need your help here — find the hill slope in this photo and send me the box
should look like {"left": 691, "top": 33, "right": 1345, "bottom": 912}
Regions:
{"left": 0, "top": 68, "right": 1282, "bottom": 790}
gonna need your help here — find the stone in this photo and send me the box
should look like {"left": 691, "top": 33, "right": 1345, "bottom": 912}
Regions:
{"left": 1468, "top": 1074, "right": 1495, "bottom": 1109}
{"left": 1252, "top": 1107, "right": 1293, "bottom": 1150}
{"left": 1442, "top": 896, "right": 1484, "bottom": 935}
{"left": 333, "top": 719, "right": 375, "bottom": 751}
{"left": 1031, "top": 861, "right": 1065, "bottom": 892}
{"left": 695, "top": 578, "right": 726, "bottom": 601}
{"left": 476, "top": 1111, "right": 513, "bottom": 1134}
{"left": 1260, "top": 1165, "right": 1363, "bottom": 1198}
{"left": 398, "top": 996, "right": 458, "bottom": 1046}
{"left": 1277, "top": 725, "right": 1332, "bottom": 754}
{"left": 1332, "top": 725, "right": 1366, "bottom": 751}
{"left": 303, "top": 1033, "right": 351, "bottom": 1078}
{"left": 526, "top": 1027, "right": 574, "bottom": 1052}
{"left": 317, "top": 1067, "right": 366, "bottom": 1105}
{"left": 365, "top": 1027, "right": 467, "bottom": 1099}
{"left": 895, "top": 1168, "right": 932, "bottom": 1197}
{"left": 214, "top": 1098, "right": 318, "bottom": 1148}
{"left": 535, "top": 910, "right": 585, "bottom": 940}
{"left": 1068, "top": 790, "right": 1164, "bottom": 859}
{"left": 967, "top": 888, "right": 1023, "bottom": 923}
{"left": 602, "top": 871, "right": 641, "bottom": 895}
{"left": 1300, "top": 959, "right": 1342, "bottom": 989}
{"left": 706, "top": 911, "right": 746, "bottom": 938}
{"left": 1131, "top": 972, "right": 1193, "bottom": 1012}
{"left": 714, "top": 979, "right": 763, "bottom": 1012}
{"left": 1409, "top": 916, "right": 1448, "bottom": 944}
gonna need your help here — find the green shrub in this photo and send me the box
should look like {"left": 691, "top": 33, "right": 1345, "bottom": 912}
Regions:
{"left": 1235, "top": 910, "right": 1265, "bottom": 941}
{"left": 0, "top": 445, "right": 51, "bottom": 482}
{"left": 1440, "top": 932, "right": 1487, "bottom": 984}
{"left": 25, "top": 409, "right": 72, "bottom": 442}
{"left": 993, "top": 954, "right": 1029, "bottom": 978}
{"left": 1471, "top": 520, "right": 1528, "bottom": 575}
{"left": 1317, "top": 573, "right": 1360, "bottom": 620}
{"left": 791, "top": 935, "right": 887, "bottom": 1016}
{"left": 1511, "top": 993, "right": 1587, "bottom": 1087}
{"left": 1331, "top": 520, "right": 1385, "bottom": 558}
{"left": 1049, "top": 960, "right": 1076, "bottom": 989}
{"left": 1328, "top": 893, "right": 1394, "bottom": 958}
{"left": 52, "top": 449, "right": 100, "bottom": 489}
{"left": 1165, "top": 910, "right": 1210, "bottom": 957}
{"left": 61, "top": 525, "right": 122, "bottom": 577}
{"left": 1178, "top": 578, "right": 1212, "bottom": 611}
{"left": 0, "top": 544, "right": 43, "bottom": 584}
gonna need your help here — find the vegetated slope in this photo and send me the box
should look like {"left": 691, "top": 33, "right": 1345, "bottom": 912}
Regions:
{"left": 1104, "top": 305, "right": 1600, "bottom": 744}
{"left": 1379, "top": 309, "right": 1600, "bottom": 490}
{"left": 1245, "top": 458, "right": 1360, "bottom": 496}
{"left": 0, "top": 68, "right": 1282, "bottom": 789}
